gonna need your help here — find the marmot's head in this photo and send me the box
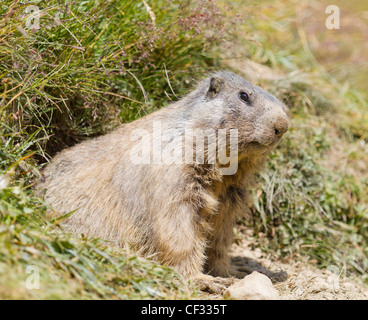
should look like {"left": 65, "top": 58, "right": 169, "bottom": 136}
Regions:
{"left": 189, "top": 71, "right": 289, "bottom": 156}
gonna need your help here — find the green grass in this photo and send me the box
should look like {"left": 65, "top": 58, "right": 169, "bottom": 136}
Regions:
{"left": 1, "top": 0, "right": 225, "bottom": 157}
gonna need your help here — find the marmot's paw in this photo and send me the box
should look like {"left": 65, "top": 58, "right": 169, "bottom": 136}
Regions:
{"left": 223, "top": 265, "right": 252, "bottom": 279}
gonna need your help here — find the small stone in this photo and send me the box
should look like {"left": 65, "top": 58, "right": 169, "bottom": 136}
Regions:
{"left": 224, "top": 271, "right": 280, "bottom": 300}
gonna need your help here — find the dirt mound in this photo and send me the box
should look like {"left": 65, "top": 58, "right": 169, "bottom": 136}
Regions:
{"left": 230, "top": 239, "right": 368, "bottom": 300}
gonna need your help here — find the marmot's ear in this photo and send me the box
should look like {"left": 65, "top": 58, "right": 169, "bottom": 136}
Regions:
{"left": 206, "top": 76, "right": 224, "bottom": 99}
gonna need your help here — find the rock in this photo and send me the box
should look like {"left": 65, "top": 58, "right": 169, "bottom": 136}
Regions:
{"left": 224, "top": 271, "right": 280, "bottom": 300}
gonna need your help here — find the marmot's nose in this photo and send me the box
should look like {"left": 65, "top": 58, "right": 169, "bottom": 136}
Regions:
{"left": 273, "top": 117, "right": 289, "bottom": 137}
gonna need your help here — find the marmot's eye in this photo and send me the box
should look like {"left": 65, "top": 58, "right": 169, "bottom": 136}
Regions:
{"left": 239, "top": 91, "right": 250, "bottom": 103}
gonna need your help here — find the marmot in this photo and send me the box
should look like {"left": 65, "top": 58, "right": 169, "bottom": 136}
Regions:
{"left": 40, "top": 71, "right": 289, "bottom": 290}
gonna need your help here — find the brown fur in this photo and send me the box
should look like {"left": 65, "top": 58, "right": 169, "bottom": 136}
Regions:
{"left": 39, "top": 71, "right": 289, "bottom": 287}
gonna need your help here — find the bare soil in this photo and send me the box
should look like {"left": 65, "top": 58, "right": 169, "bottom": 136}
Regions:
{"left": 228, "top": 237, "right": 368, "bottom": 300}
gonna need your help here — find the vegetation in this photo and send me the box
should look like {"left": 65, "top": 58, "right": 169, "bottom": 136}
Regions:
{"left": 0, "top": 0, "right": 367, "bottom": 298}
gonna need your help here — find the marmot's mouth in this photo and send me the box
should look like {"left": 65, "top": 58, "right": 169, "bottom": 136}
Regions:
{"left": 247, "top": 138, "right": 282, "bottom": 151}
{"left": 251, "top": 136, "right": 283, "bottom": 148}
